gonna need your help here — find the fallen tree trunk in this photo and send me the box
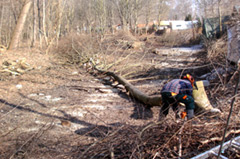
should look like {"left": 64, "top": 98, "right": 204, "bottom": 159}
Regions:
{"left": 103, "top": 71, "right": 162, "bottom": 106}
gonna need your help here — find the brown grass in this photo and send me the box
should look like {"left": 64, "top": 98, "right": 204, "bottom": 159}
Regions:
{"left": 204, "top": 34, "right": 228, "bottom": 65}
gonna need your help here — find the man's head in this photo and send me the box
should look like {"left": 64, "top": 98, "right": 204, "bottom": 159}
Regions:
{"left": 181, "top": 74, "right": 194, "bottom": 85}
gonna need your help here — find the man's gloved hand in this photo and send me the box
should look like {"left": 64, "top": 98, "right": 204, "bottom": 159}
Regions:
{"left": 180, "top": 111, "right": 187, "bottom": 119}
{"left": 187, "top": 109, "right": 194, "bottom": 119}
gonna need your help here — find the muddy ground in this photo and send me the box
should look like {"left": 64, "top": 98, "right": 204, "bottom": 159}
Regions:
{"left": 0, "top": 33, "right": 239, "bottom": 159}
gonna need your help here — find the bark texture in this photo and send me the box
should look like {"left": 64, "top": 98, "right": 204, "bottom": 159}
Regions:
{"left": 103, "top": 71, "right": 162, "bottom": 106}
{"left": 8, "top": 0, "right": 32, "bottom": 50}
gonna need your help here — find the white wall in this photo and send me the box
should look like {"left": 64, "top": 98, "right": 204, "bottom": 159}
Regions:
{"left": 170, "top": 20, "right": 197, "bottom": 30}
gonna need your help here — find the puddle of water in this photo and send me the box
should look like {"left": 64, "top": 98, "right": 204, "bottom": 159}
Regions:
{"left": 69, "top": 110, "right": 86, "bottom": 117}
{"left": 90, "top": 99, "right": 115, "bottom": 103}
{"left": 28, "top": 93, "right": 62, "bottom": 102}
{"left": 156, "top": 45, "right": 204, "bottom": 55}
{"left": 99, "top": 88, "right": 120, "bottom": 93}
{"left": 172, "top": 45, "right": 204, "bottom": 53}
{"left": 83, "top": 104, "right": 106, "bottom": 110}
{"left": 91, "top": 93, "right": 119, "bottom": 97}
{"left": 69, "top": 123, "right": 86, "bottom": 131}
{"left": 113, "top": 105, "right": 126, "bottom": 110}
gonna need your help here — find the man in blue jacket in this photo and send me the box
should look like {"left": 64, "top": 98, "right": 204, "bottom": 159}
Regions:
{"left": 160, "top": 74, "right": 195, "bottom": 120}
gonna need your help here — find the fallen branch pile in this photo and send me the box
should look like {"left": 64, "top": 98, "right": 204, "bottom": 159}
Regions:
{"left": 72, "top": 112, "right": 240, "bottom": 159}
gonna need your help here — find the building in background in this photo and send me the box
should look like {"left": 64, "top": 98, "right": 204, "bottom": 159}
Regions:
{"left": 158, "top": 20, "right": 198, "bottom": 31}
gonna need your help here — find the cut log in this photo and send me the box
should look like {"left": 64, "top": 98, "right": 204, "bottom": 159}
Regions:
{"left": 193, "top": 81, "right": 214, "bottom": 111}
{"left": 193, "top": 81, "right": 220, "bottom": 113}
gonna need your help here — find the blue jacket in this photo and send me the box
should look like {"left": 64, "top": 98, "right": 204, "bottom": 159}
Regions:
{"left": 161, "top": 79, "right": 193, "bottom": 96}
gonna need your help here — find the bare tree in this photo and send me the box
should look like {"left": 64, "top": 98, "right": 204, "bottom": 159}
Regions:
{"left": 132, "top": 0, "right": 139, "bottom": 34}
{"left": 8, "top": 0, "right": 32, "bottom": 50}
{"left": 157, "top": 0, "right": 171, "bottom": 23}
{"left": 93, "top": 0, "right": 107, "bottom": 35}
{"left": 30, "top": 0, "right": 37, "bottom": 47}
{"left": 143, "top": 0, "right": 156, "bottom": 29}
{"left": 0, "top": 4, "right": 4, "bottom": 40}
{"left": 2, "top": 0, "right": 238, "bottom": 49}
{"left": 56, "top": 0, "right": 66, "bottom": 44}
{"left": 217, "top": 0, "right": 222, "bottom": 32}
{"left": 128, "top": 0, "right": 146, "bottom": 33}
{"left": 85, "top": 0, "right": 95, "bottom": 34}
{"left": 169, "top": 0, "right": 192, "bottom": 20}
{"left": 105, "top": 1, "right": 115, "bottom": 33}
{"left": 64, "top": 0, "right": 75, "bottom": 33}
{"left": 195, "top": 0, "right": 240, "bottom": 19}
{"left": 112, "top": 0, "right": 132, "bottom": 31}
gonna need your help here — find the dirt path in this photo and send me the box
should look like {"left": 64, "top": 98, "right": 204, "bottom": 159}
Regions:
{"left": 0, "top": 46, "right": 205, "bottom": 158}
